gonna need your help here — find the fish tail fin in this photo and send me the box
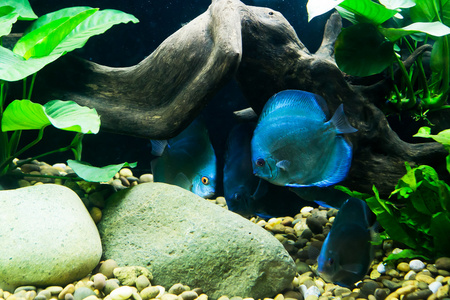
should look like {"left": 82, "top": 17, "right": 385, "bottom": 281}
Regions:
{"left": 329, "top": 104, "right": 357, "bottom": 134}
{"left": 150, "top": 140, "right": 168, "bottom": 156}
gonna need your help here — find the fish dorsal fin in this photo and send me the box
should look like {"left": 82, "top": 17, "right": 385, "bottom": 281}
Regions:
{"left": 328, "top": 104, "right": 358, "bottom": 134}
{"left": 259, "top": 90, "right": 329, "bottom": 122}
{"left": 276, "top": 160, "right": 291, "bottom": 171}
{"left": 174, "top": 172, "right": 192, "bottom": 190}
{"left": 150, "top": 140, "right": 168, "bottom": 156}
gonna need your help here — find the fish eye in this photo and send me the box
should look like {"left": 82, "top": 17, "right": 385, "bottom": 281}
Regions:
{"left": 201, "top": 176, "right": 209, "bottom": 185}
{"left": 256, "top": 158, "right": 265, "bottom": 167}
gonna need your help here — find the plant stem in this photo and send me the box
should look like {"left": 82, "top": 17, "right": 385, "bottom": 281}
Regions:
{"left": 15, "top": 144, "right": 73, "bottom": 168}
{"left": 12, "top": 127, "right": 45, "bottom": 162}
{"left": 394, "top": 53, "right": 416, "bottom": 109}
{"left": 27, "top": 73, "right": 37, "bottom": 100}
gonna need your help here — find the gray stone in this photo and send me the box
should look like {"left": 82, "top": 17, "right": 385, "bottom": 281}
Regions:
{"left": 436, "top": 257, "right": 450, "bottom": 271}
{"left": 0, "top": 184, "right": 102, "bottom": 292}
{"left": 98, "top": 183, "right": 296, "bottom": 300}
{"left": 73, "top": 287, "right": 96, "bottom": 300}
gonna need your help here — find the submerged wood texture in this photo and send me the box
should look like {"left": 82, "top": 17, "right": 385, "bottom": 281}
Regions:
{"left": 32, "top": 0, "right": 447, "bottom": 196}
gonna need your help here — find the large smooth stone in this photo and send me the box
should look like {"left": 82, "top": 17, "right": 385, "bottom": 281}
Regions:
{"left": 0, "top": 184, "right": 102, "bottom": 291}
{"left": 98, "top": 183, "right": 296, "bottom": 300}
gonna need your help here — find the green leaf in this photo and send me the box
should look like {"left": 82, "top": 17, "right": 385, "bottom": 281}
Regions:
{"left": 0, "top": 6, "right": 19, "bottom": 37}
{"left": 67, "top": 160, "right": 137, "bottom": 182}
{"left": 1, "top": 100, "right": 50, "bottom": 131}
{"left": 0, "top": 46, "right": 62, "bottom": 81}
{"left": 430, "top": 36, "right": 450, "bottom": 76}
{"left": 22, "top": 7, "right": 139, "bottom": 57}
{"left": 306, "top": 0, "right": 345, "bottom": 22}
{"left": 378, "top": 0, "right": 415, "bottom": 10}
{"left": 339, "top": 0, "right": 399, "bottom": 25}
{"left": 431, "top": 212, "right": 450, "bottom": 256}
{"left": 52, "top": 9, "right": 139, "bottom": 55}
{"left": 414, "top": 126, "right": 450, "bottom": 147}
{"left": 335, "top": 23, "right": 395, "bottom": 76}
{"left": 13, "top": 8, "right": 98, "bottom": 59}
{"left": 384, "top": 248, "right": 430, "bottom": 262}
{"left": 43, "top": 100, "right": 100, "bottom": 134}
{"left": 381, "top": 22, "right": 450, "bottom": 42}
{"left": 2, "top": 0, "right": 37, "bottom": 20}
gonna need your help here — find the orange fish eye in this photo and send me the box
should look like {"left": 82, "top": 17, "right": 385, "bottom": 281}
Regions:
{"left": 256, "top": 158, "right": 265, "bottom": 167}
{"left": 201, "top": 176, "right": 209, "bottom": 185}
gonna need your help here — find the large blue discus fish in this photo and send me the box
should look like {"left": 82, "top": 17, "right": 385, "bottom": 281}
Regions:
{"left": 151, "top": 119, "right": 216, "bottom": 198}
{"left": 317, "top": 197, "right": 376, "bottom": 287}
{"left": 251, "top": 90, "right": 357, "bottom": 187}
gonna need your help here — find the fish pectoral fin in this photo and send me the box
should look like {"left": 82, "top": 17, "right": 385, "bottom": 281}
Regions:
{"left": 341, "top": 263, "right": 363, "bottom": 275}
{"left": 329, "top": 104, "right": 358, "bottom": 134}
{"left": 276, "top": 160, "right": 291, "bottom": 171}
{"left": 150, "top": 139, "right": 168, "bottom": 156}
{"left": 251, "top": 178, "right": 268, "bottom": 200}
{"left": 174, "top": 172, "right": 192, "bottom": 190}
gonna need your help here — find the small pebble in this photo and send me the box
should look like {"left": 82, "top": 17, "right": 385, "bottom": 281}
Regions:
{"left": 113, "top": 266, "right": 153, "bottom": 286}
{"left": 377, "top": 263, "right": 386, "bottom": 274}
{"left": 436, "top": 257, "right": 450, "bottom": 271}
{"left": 416, "top": 273, "right": 434, "bottom": 284}
{"left": 104, "top": 280, "right": 120, "bottom": 295}
{"left": 404, "top": 270, "right": 417, "bottom": 280}
{"left": 179, "top": 291, "right": 198, "bottom": 300}
{"left": 92, "top": 273, "right": 107, "bottom": 291}
{"left": 58, "top": 285, "right": 75, "bottom": 300}
{"left": 37, "top": 290, "right": 51, "bottom": 300}
{"left": 135, "top": 275, "right": 151, "bottom": 292}
{"left": 99, "top": 259, "right": 119, "bottom": 278}
{"left": 139, "top": 287, "right": 160, "bottom": 300}
{"left": 429, "top": 281, "right": 442, "bottom": 294}
{"left": 397, "top": 262, "right": 410, "bottom": 272}
{"left": 110, "top": 287, "right": 133, "bottom": 300}
{"left": 14, "top": 287, "right": 36, "bottom": 294}
{"left": 83, "top": 296, "right": 99, "bottom": 300}
{"left": 73, "top": 288, "right": 96, "bottom": 300}
{"left": 168, "top": 284, "right": 185, "bottom": 295}
{"left": 119, "top": 168, "right": 133, "bottom": 177}
{"left": 139, "top": 174, "right": 153, "bottom": 183}
{"left": 409, "top": 259, "right": 425, "bottom": 272}
{"left": 46, "top": 287, "right": 63, "bottom": 295}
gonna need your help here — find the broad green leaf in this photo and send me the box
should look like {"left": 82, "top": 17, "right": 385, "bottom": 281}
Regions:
{"left": 384, "top": 248, "right": 430, "bottom": 262}
{"left": 2, "top": 0, "right": 37, "bottom": 20}
{"left": 431, "top": 212, "right": 450, "bottom": 256}
{"left": 413, "top": 126, "right": 450, "bottom": 146}
{"left": 43, "top": 100, "right": 100, "bottom": 134}
{"left": 0, "top": 46, "right": 62, "bottom": 81}
{"left": 13, "top": 8, "right": 98, "bottom": 59}
{"left": 379, "top": 0, "right": 415, "bottom": 10}
{"left": 1, "top": 100, "right": 49, "bottom": 131}
{"left": 430, "top": 36, "right": 450, "bottom": 76}
{"left": 307, "top": 0, "right": 345, "bottom": 22}
{"left": 339, "top": 0, "right": 398, "bottom": 25}
{"left": 67, "top": 160, "right": 137, "bottom": 182}
{"left": 335, "top": 23, "right": 395, "bottom": 76}
{"left": 24, "top": 7, "right": 93, "bottom": 34}
{"left": 0, "top": 7, "right": 19, "bottom": 37}
{"left": 410, "top": 0, "right": 437, "bottom": 22}
{"left": 52, "top": 9, "right": 139, "bottom": 55}
{"left": 381, "top": 22, "right": 450, "bottom": 42}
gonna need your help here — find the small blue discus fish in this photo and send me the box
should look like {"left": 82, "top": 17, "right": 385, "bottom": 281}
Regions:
{"left": 151, "top": 119, "right": 217, "bottom": 198}
{"left": 317, "top": 197, "right": 376, "bottom": 287}
{"left": 251, "top": 90, "right": 357, "bottom": 187}
{"left": 224, "top": 122, "right": 310, "bottom": 218}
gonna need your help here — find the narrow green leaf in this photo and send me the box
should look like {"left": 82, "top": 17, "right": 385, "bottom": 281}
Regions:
{"left": 13, "top": 8, "right": 98, "bottom": 59}
{"left": 43, "top": 100, "right": 100, "bottom": 134}
{"left": 1, "top": 99, "right": 50, "bottom": 131}
{"left": 0, "top": 7, "right": 19, "bottom": 37}
{"left": 335, "top": 23, "right": 395, "bottom": 76}
{"left": 2, "top": 0, "right": 37, "bottom": 20}
{"left": 306, "top": 0, "right": 345, "bottom": 22}
{"left": 0, "top": 46, "right": 62, "bottom": 81}
{"left": 67, "top": 160, "right": 137, "bottom": 182}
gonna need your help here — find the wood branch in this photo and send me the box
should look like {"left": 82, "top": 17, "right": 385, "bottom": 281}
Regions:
{"left": 29, "top": 0, "right": 448, "bottom": 197}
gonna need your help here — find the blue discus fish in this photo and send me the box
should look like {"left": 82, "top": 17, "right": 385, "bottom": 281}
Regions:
{"left": 251, "top": 90, "right": 357, "bottom": 187}
{"left": 151, "top": 119, "right": 217, "bottom": 198}
{"left": 224, "top": 122, "right": 310, "bottom": 218}
{"left": 317, "top": 197, "right": 376, "bottom": 287}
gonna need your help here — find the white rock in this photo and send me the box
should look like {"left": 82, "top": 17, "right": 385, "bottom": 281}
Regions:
{"left": 429, "top": 281, "right": 442, "bottom": 294}
{"left": 377, "top": 263, "right": 386, "bottom": 274}
{"left": 0, "top": 184, "right": 102, "bottom": 292}
{"left": 404, "top": 270, "right": 417, "bottom": 280}
{"left": 110, "top": 286, "right": 134, "bottom": 300}
{"left": 300, "top": 206, "right": 314, "bottom": 214}
{"left": 305, "top": 286, "right": 321, "bottom": 297}
{"left": 409, "top": 259, "right": 426, "bottom": 272}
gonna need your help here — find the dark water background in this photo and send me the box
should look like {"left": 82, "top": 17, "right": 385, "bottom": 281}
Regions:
{"left": 13, "top": 0, "right": 331, "bottom": 187}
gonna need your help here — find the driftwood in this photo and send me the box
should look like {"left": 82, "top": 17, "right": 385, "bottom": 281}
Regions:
{"left": 30, "top": 0, "right": 448, "bottom": 197}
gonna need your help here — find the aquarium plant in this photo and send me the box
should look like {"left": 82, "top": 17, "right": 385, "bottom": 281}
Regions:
{"left": 0, "top": 0, "right": 138, "bottom": 182}
{"left": 307, "top": 0, "right": 450, "bottom": 118}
